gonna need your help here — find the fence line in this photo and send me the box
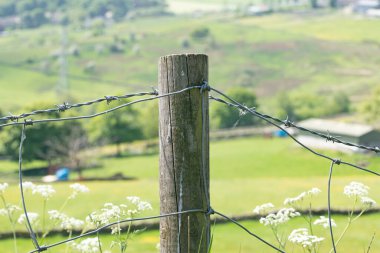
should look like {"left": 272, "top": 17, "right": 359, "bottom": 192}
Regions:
{"left": 0, "top": 83, "right": 378, "bottom": 253}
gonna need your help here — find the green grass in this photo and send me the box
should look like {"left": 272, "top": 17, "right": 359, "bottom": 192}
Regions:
{"left": 0, "top": 137, "right": 379, "bottom": 231}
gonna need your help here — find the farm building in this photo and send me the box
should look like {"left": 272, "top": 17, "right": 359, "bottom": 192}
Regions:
{"left": 295, "top": 118, "right": 380, "bottom": 153}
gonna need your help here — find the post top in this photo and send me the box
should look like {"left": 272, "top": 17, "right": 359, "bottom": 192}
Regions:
{"left": 160, "top": 53, "right": 208, "bottom": 59}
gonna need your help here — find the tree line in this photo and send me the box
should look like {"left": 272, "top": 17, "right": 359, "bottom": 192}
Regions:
{"left": 0, "top": 0, "right": 167, "bottom": 29}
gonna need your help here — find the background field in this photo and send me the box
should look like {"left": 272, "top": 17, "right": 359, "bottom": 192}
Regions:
{"left": 1, "top": 3, "right": 380, "bottom": 252}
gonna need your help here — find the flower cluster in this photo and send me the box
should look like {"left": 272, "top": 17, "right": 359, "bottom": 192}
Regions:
{"left": 48, "top": 210, "right": 84, "bottom": 232}
{"left": 259, "top": 208, "right": 300, "bottom": 227}
{"left": 313, "top": 216, "right": 336, "bottom": 228}
{"left": 86, "top": 197, "right": 152, "bottom": 234}
{"left": 69, "top": 183, "right": 90, "bottom": 199}
{"left": 127, "top": 196, "right": 153, "bottom": 213}
{"left": 284, "top": 187, "right": 321, "bottom": 206}
{"left": 0, "top": 204, "right": 21, "bottom": 216}
{"left": 344, "top": 181, "right": 376, "bottom": 208}
{"left": 17, "top": 212, "right": 39, "bottom": 226}
{"left": 0, "top": 182, "right": 8, "bottom": 194}
{"left": 71, "top": 237, "right": 101, "bottom": 253}
{"left": 22, "top": 182, "right": 56, "bottom": 200}
{"left": 253, "top": 203, "right": 275, "bottom": 215}
{"left": 288, "top": 228, "right": 324, "bottom": 249}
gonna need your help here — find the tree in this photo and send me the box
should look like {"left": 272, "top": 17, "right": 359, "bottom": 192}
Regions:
{"left": 0, "top": 102, "right": 87, "bottom": 164}
{"left": 362, "top": 87, "right": 380, "bottom": 123}
{"left": 89, "top": 99, "right": 143, "bottom": 156}
{"left": 139, "top": 101, "right": 158, "bottom": 139}
{"left": 211, "top": 88, "right": 259, "bottom": 129}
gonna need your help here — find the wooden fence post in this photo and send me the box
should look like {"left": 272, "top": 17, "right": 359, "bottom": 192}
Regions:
{"left": 158, "top": 54, "right": 210, "bottom": 252}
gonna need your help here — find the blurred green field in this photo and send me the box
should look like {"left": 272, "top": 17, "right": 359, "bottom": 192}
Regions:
{"left": 1, "top": 13, "right": 380, "bottom": 114}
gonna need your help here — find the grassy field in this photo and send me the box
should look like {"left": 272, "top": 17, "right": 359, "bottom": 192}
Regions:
{"left": 1, "top": 13, "right": 380, "bottom": 114}
{"left": 0, "top": 137, "right": 379, "bottom": 253}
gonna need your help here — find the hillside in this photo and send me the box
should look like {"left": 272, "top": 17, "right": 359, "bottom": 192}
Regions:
{"left": 0, "top": 11, "right": 379, "bottom": 121}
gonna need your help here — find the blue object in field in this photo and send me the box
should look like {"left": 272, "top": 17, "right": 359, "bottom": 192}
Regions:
{"left": 56, "top": 168, "right": 69, "bottom": 181}
{"left": 274, "top": 130, "right": 287, "bottom": 137}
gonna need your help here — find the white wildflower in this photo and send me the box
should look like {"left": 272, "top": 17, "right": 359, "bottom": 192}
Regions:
{"left": 126, "top": 196, "right": 140, "bottom": 205}
{"left": 0, "top": 204, "right": 21, "bottom": 217}
{"left": 253, "top": 203, "right": 275, "bottom": 215}
{"left": 313, "top": 216, "right": 336, "bottom": 228}
{"left": 18, "top": 212, "right": 39, "bottom": 225}
{"left": 0, "top": 209, "right": 7, "bottom": 216}
{"left": 307, "top": 187, "right": 321, "bottom": 196}
{"left": 344, "top": 181, "right": 369, "bottom": 198}
{"left": 111, "top": 225, "right": 121, "bottom": 235}
{"left": 69, "top": 183, "right": 89, "bottom": 199}
{"left": 32, "top": 184, "right": 56, "bottom": 199}
{"left": 48, "top": 210, "right": 61, "bottom": 220}
{"left": 71, "top": 237, "right": 100, "bottom": 253}
{"left": 360, "top": 196, "right": 376, "bottom": 207}
{"left": 137, "top": 200, "right": 152, "bottom": 211}
{"left": 284, "top": 192, "right": 306, "bottom": 206}
{"left": 156, "top": 243, "right": 160, "bottom": 250}
{"left": 61, "top": 217, "right": 84, "bottom": 231}
{"left": 0, "top": 182, "right": 8, "bottom": 194}
{"left": 259, "top": 208, "right": 300, "bottom": 227}
{"left": 126, "top": 196, "right": 152, "bottom": 214}
{"left": 288, "top": 228, "right": 324, "bottom": 248}
{"left": 21, "top": 181, "right": 35, "bottom": 191}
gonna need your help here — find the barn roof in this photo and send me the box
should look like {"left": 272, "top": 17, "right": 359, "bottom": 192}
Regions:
{"left": 297, "top": 118, "right": 375, "bottom": 137}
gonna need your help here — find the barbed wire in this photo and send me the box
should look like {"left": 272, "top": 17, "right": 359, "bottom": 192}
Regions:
{"left": 209, "top": 87, "right": 380, "bottom": 154}
{"left": 209, "top": 94, "right": 380, "bottom": 177}
{"left": 0, "top": 90, "right": 158, "bottom": 125}
{"left": 1, "top": 84, "right": 378, "bottom": 253}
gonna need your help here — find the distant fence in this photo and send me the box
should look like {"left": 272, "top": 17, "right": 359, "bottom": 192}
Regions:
{"left": 0, "top": 54, "right": 379, "bottom": 253}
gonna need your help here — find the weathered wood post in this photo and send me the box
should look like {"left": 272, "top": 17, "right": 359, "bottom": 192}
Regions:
{"left": 158, "top": 54, "right": 210, "bottom": 252}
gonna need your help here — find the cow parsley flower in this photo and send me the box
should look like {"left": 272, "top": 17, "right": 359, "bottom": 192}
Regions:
{"left": 344, "top": 181, "right": 369, "bottom": 198}
{"left": 253, "top": 203, "right": 275, "bottom": 215}
{"left": 0, "top": 182, "right": 8, "bottom": 194}
{"left": 32, "top": 184, "right": 56, "bottom": 199}
{"left": 284, "top": 192, "right": 306, "bottom": 206}
{"left": 259, "top": 208, "right": 300, "bottom": 227}
{"left": 48, "top": 210, "right": 84, "bottom": 232}
{"left": 288, "top": 228, "right": 324, "bottom": 248}
{"left": 313, "top": 216, "right": 336, "bottom": 228}
{"left": 18, "top": 212, "right": 39, "bottom": 225}
{"left": 127, "top": 196, "right": 152, "bottom": 213}
{"left": 21, "top": 181, "right": 35, "bottom": 191}
{"left": 69, "top": 183, "right": 89, "bottom": 199}
{"left": 307, "top": 187, "right": 321, "bottom": 196}
{"left": 360, "top": 196, "right": 376, "bottom": 208}
{"left": 71, "top": 237, "right": 100, "bottom": 253}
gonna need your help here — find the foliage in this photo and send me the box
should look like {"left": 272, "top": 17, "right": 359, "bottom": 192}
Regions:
{"left": 0, "top": 0, "right": 167, "bottom": 28}
{"left": 362, "top": 86, "right": 380, "bottom": 123}
{"left": 190, "top": 27, "right": 210, "bottom": 41}
{"left": 88, "top": 100, "right": 143, "bottom": 155}
{"left": 211, "top": 88, "right": 259, "bottom": 129}
{"left": 276, "top": 92, "right": 350, "bottom": 121}
{"left": 138, "top": 101, "right": 158, "bottom": 139}
{"left": 0, "top": 102, "right": 87, "bottom": 164}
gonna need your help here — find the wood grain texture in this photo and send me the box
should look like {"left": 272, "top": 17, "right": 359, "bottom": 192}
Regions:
{"left": 159, "top": 54, "right": 209, "bottom": 253}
